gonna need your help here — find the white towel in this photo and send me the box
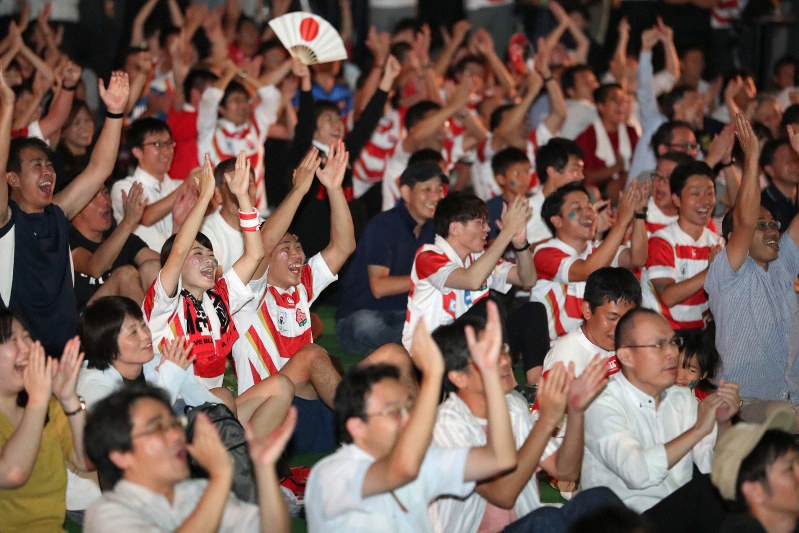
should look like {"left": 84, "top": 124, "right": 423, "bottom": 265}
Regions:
{"left": 592, "top": 117, "right": 632, "bottom": 171}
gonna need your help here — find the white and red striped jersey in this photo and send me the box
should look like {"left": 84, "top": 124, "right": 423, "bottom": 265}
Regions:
{"left": 352, "top": 107, "right": 404, "bottom": 199}
{"left": 530, "top": 238, "right": 625, "bottom": 342}
{"left": 643, "top": 222, "right": 720, "bottom": 330}
{"left": 231, "top": 253, "right": 336, "bottom": 394}
{"left": 402, "top": 235, "right": 514, "bottom": 349}
{"left": 197, "top": 85, "right": 281, "bottom": 214}
{"left": 142, "top": 270, "right": 253, "bottom": 389}
{"left": 381, "top": 135, "right": 465, "bottom": 211}
{"left": 543, "top": 325, "right": 619, "bottom": 378}
{"left": 711, "top": 0, "right": 742, "bottom": 29}
{"left": 645, "top": 197, "right": 678, "bottom": 236}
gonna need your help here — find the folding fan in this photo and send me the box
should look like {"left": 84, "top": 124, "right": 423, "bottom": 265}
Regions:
{"left": 268, "top": 12, "right": 348, "bottom": 65}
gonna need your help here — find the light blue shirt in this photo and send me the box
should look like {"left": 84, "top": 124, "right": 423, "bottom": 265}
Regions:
{"left": 705, "top": 232, "right": 799, "bottom": 402}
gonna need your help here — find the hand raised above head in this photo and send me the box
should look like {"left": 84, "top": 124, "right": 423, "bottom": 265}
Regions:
{"left": 99, "top": 71, "right": 130, "bottom": 114}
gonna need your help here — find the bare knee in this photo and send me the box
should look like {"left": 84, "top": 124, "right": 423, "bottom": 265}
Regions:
{"left": 211, "top": 387, "right": 237, "bottom": 416}
{"left": 275, "top": 373, "right": 295, "bottom": 398}
{"left": 111, "top": 264, "right": 141, "bottom": 283}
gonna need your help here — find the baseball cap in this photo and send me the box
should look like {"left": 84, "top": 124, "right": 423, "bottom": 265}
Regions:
{"left": 399, "top": 162, "right": 449, "bottom": 188}
{"left": 711, "top": 407, "right": 797, "bottom": 501}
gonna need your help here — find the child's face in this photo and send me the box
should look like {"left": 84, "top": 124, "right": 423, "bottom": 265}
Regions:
{"left": 675, "top": 352, "right": 704, "bottom": 389}
{"left": 498, "top": 161, "right": 532, "bottom": 199}
{"left": 181, "top": 241, "right": 217, "bottom": 292}
{"left": 219, "top": 91, "right": 252, "bottom": 126}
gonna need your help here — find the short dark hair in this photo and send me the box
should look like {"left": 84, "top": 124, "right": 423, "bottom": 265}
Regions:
{"left": 335, "top": 364, "right": 400, "bottom": 444}
{"left": 656, "top": 151, "right": 695, "bottom": 168}
{"left": 491, "top": 147, "right": 529, "bottom": 177}
{"left": 535, "top": 138, "right": 584, "bottom": 184}
{"left": 80, "top": 297, "right": 145, "bottom": 371}
{"left": 650, "top": 120, "right": 694, "bottom": 153}
{"left": 158, "top": 25, "right": 180, "bottom": 50}
{"left": 669, "top": 161, "right": 713, "bottom": 198}
{"left": 405, "top": 101, "right": 441, "bottom": 131}
{"left": 7, "top": 137, "right": 53, "bottom": 174}
{"left": 160, "top": 231, "right": 214, "bottom": 267}
{"left": 781, "top": 104, "right": 799, "bottom": 127}
{"left": 183, "top": 69, "right": 218, "bottom": 103}
{"left": 560, "top": 65, "right": 594, "bottom": 95}
{"left": 452, "top": 55, "right": 486, "bottom": 79}
{"left": 759, "top": 138, "right": 791, "bottom": 178}
{"left": 584, "top": 267, "right": 642, "bottom": 312}
{"left": 219, "top": 80, "right": 249, "bottom": 109}
{"left": 594, "top": 83, "right": 622, "bottom": 104}
{"left": 389, "top": 41, "right": 412, "bottom": 64}
{"left": 408, "top": 148, "right": 444, "bottom": 166}
{"left": 434, "top": 191, "right": 488, "bottom": 238}
{"left": 675, "top": 328, "right": 720, "bottom": 391}
{"left": 488, "top": 104, "right": 514, "bottom": 132}
{"left": 660, "top": 86, "right": 696, "bottom": 120}
{"left": 392, "top": 17, "right": 424, "bottom": 37}
{"left": 432, "top": 315, "right": 484, "bottom": 394}
{"left": 313, "top": 100, "right": 341, "bottom": 126}
{"left": 84, "top": 384, "right": 172, "bottom": 490}
{"left": 736, "top": 430, "right": 799, "bottom": 510}
{"left": 213, "top": 156, "right": 240, "bottom": 188}
{"left": 126, "top": 117, "right": 172, "bottom": 151}
{"left": 541, "top": 182, "right": 589, "bottom": 236}
{"left": 615, "top": 307, "right": 662, "bottom": 351}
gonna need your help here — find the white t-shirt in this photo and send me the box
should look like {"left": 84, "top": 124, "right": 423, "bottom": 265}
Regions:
{"left": 543, "top": 324, "right": 619, "bottom": 378}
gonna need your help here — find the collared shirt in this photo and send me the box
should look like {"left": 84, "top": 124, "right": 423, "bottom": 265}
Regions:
{"left": 403, "top": 235, "right": 514, "bottom": 349}
{"left": 582, "top": 372, "right": 716, "bottom": 512}
{"left": 84, "top": 479, "right": 260, "bottom": 533}
{"left": 429, "top": 392, "right": 559, "bottom": 533}
{"left": 111, "top": 167, "right": 182, "bottom": 251}
{"left": 705, "top": 232, "right": 799, "bottom": 402}
{"left": 306, "top": 444, "right": 474, "bottom": 533}
{"left": 761, "top": 183, "right": 798, "bottom": 234}
{"left": 543, "top": 324, "right": 619, "bottom": 378}
{"left": 338, "top": 201, "right": 435, "bottom": 319}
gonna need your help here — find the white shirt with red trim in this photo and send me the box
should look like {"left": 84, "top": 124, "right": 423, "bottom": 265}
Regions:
{"left": 231, "top": 253, "right": 337, "bottom": 394}
{"left": 643, "top": 222, "right": 720, "bottom": 330}
{"left": 142, "top": 269, "right": 253, "bottom": 389}
{"left": 197, "top": 85, "right": 281, "bottom": 214}
{"left": 530, "top": 238, "right": 625, "bottom": 342}
{"left": 402, "top": 235, "right": 514, "bottom": 349}
{"left": 10, "top": 120, "right": 45, "bottom": 143}
{"left": 645, "top": 197, "right": 677, "bottom": 236}
{"left": 527, "top": 191, "right": 551, "bottom": 244}
{"left": 543, "top": 324, "right": 619, "bottom": 378}
{"left": 351, "top": 108, "right": 403, "bottom": 199}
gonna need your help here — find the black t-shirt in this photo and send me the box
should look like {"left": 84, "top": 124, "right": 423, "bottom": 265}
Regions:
{"left": 68, "top": 224, "right": 148, "bottom": 311}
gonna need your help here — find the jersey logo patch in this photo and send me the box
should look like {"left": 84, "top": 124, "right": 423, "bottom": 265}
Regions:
{"left": 296, "top": 308, "right": 308, "bottom": 328}
{"left": 277, "top": 310, "right": 288, "bottom": 333}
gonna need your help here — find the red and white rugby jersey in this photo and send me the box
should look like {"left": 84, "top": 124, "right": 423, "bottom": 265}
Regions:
{"left": 352, "top": 107, "right": 404, "bottom": 199}
{"left": 643, "top": 222, "right": 720, "bottom": 330}
{"left": 645, "top": 197, "right": 677, "bottom": 236}
{"left": 230, "top": 254, "right": 337, "bottom": 394}
{"left": 530, "top": 238, "right": 625, "bottom": 342}
{"left": 402, "top": 235, "right": 514, "bottom": 349}
{"left": 143, "top": 270, "right": 252, "bottom": 389}
{"left": 381, "top": 135, "right": 465, "bottom": 211}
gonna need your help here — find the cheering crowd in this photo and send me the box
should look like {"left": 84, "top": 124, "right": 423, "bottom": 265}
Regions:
{"left": 1, "top": 0, "right": 799, "bottom": 532}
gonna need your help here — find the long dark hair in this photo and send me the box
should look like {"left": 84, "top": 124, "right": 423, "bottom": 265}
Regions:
{"left": 0, "top": 309, "right": 43, "bottom": 416}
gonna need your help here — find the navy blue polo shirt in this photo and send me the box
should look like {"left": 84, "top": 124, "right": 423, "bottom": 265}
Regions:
{"left": 337, "top": 201, "right": 436, "bottom": 319}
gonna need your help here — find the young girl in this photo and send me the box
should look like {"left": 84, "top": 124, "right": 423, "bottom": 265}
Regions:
{"left": 143, "top": 151, "right": 293, "bottom": 437}
{"left": 0, "top": 309, "right": 89, "bottom": 531}
{"left": 675, "top": 328, "right": 721, "bottom": 400}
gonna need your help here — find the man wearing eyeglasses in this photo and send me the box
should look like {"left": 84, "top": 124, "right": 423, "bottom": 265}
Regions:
{"left": 581, "top": 307, "right": 740, "bottom": 515}
{"left": 706, "top": 115, "right": 799, "bottom": 421}
{"left": 111, "top": 117, "right": 186, "bottom": 251}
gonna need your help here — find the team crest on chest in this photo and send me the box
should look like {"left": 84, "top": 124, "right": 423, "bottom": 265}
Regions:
{"left": 296, "top": 308, "right": 308, "bottom": 327}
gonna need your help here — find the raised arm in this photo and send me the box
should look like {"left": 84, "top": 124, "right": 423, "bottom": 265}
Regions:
{"left": 0, "top": 65, "right": 14, "bottom": 228}
{"left": 361, "top": 322, "right": 445, "bottom": 497}
{"left": 656, "top": 18, "right": 680, "bottom": 81}
{"left": 404, "top": 80, "right": 471, "bottom": 154}
{"left": 229, "top": 151, "right": 265, "bottom": 284}
{"left": 72, "top": 184, "right": 147, "bottom": 278}
{"left": 471, "top": 29, "right": 516, "bottom": 98}
{"left": 446, "top": 196, "right": 532, "bottom": 290}
{"left": 462, "top": 301, "right": 517, "bottom": 481}
{"left": 159, "top": 154, "right": 215, "bottom": 298}
{"left": 618, "top": 180, "right": 650, "bottom": 269}
{"left": 726, "top": 113, "right": 763, "bottom": 271}
{"left": 54, "top": 72, "right": 129, "bottom": 220}
{"left": 0, "top": 342, "right": 53, "bottom": 488}
{"left": 51, "top": 337, "right": 90, "bottom": 471}
{"left": 130, "top": 0, "right": 158, "bottom": 47}
{"left": 318, "top": 140, "right": 355, "bottom": 275}
{"left": 38, "top": 59, "right": 81, "bottom": 139}
{"left": 433, "top": 20, "right": 471, "bottom": 80}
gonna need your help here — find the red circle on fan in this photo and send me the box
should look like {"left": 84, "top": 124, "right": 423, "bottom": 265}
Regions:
{"left": 299, "top": 17, "right": 319, "bottom": 42}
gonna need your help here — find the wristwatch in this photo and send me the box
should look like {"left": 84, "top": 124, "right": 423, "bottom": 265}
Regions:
{"left": 63, "top": 396, "right": 86, "bottom": 417}
{"left": 634, "top": 207, "right": 648, "bottom": 219}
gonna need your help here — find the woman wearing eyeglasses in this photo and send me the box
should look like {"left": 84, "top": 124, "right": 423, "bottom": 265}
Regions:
{"left": 0, "top": 308, "right": 90, "bottom": 532}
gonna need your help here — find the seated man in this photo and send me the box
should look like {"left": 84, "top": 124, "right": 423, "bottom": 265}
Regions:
{"left": 582, "top": 307, "right": 740, "bottom": 513}
{"left": 430, "top": 310, "right": 618, "bottom": 533}
{"left": 0, "top": 72, "right": 129, "bottom": 355}
{"left": 402, "top": 191, "right": 536, "bottom": 349}
{"left": 531, "top": 182, "right": 647, "bottom": 343}
{"left": 644, "top": 161, "right": 721, "bottom": 330}
{"left": 336, "top": 161, "right": 445, "bottom": 355}
{"left": 83, "top": 384, "right": 294, "bottom": 533}
{"left": 711, "top": 408, "right": 799, "bottom": 533}
{"left": 543, "top": 266, "right": 641, "bottom": 379}
{"left": 707, "top": 115, "right": 799, "bottom": 417}
{"left": 111, "top": 117, "right": 185, "bottom": 251}
{"left": 305, "top": 302, "right": 517, "bottom": 532}
{"left": 70, "top": 182, "right": 160, "bottom": 310}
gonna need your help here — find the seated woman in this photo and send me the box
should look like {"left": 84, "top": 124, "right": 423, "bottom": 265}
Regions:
{"left": 0, "top": 308, "right": 90, "bottom": 532}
